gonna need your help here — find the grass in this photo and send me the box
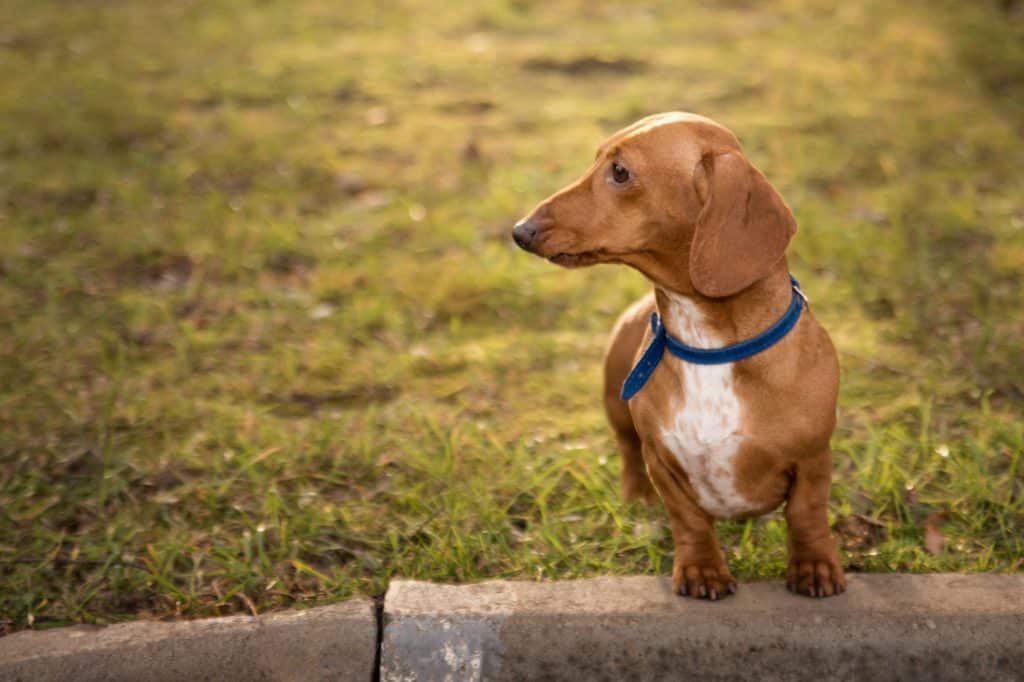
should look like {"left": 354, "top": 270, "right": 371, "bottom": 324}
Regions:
{"left": 1, "top": 0, "right": 1022, "bottom": 630}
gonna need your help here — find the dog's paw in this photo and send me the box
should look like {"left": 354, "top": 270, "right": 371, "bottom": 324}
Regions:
{"left": 786, "top": 555, "right": 846, "bottom": 598}
{"left": 672, "top": 561, "right": 737, "bottom": 601}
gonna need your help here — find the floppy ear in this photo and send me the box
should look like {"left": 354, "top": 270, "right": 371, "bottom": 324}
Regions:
{"left": 689, "top": 151, "right": 797, "bottom": 298}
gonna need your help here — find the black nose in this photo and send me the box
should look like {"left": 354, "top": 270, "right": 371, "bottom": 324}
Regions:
{"left": 512, "top": 218, "right": 538, "bottom": 250}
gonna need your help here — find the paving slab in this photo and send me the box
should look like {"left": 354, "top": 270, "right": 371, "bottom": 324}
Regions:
{"left": 0, "top": 598, "right": 376, "bottom": 682}
{"left": 381, "top": 574, "right": 1024, "bottom": 682}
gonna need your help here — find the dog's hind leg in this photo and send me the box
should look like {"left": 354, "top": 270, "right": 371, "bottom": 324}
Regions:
{"left": 604, "top": 294, "right": 658, "bottom": 503}
{"left": 609, "top": 408, "right": 654, "bottom": 503}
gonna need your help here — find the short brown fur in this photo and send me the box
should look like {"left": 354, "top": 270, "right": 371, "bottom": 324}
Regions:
{"left": 514, "top": 112, "right": 845, "bottom": 600}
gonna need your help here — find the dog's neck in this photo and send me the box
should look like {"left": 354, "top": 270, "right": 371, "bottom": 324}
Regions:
{"left": 653, "top": 265, "right": 794, "bottom": 348}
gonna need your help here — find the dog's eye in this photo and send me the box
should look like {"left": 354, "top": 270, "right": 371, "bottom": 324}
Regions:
{"left": 611, "top": 162, "right": 631, "bottom": 185}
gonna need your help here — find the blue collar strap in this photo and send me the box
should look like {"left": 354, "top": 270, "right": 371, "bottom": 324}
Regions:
{"left": 620, "top": 275, "right": 808, "bottom": 400}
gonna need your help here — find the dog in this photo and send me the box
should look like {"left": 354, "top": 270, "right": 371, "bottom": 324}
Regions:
{"left": 513, "top": 112, "right": 845, "bottom": 600}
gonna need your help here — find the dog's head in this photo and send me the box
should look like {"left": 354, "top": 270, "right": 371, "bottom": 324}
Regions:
{"left": 512, "top": 112, "right": 796, "bottom": 298}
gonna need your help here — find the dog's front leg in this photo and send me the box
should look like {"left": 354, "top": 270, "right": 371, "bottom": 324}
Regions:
{"left": 644, "top": 444, "right": 736, "bottom": 600}
{"left": 784, "top": 451, "right": 846, "bottom": 597}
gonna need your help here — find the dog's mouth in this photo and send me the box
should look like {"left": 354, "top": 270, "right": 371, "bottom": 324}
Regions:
{"left": 548, "top": 250, "right": 610, "bottom": 268}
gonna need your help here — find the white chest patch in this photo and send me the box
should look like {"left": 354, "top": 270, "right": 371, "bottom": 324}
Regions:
{"left": 657, "top": 294, "right": 757, "bottom": 518}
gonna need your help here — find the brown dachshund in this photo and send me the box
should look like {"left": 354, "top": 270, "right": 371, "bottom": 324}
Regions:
{"left": 513, "top": 112, "right": 845, "bottom": 600}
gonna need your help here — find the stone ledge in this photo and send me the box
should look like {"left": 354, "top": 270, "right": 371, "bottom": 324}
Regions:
{"left": 381, "top": 574, "right": 1024, "bottom": 682}
{"left": 3, "top": 575, "right": 1021, "bottom": 682}
{"left": 0, "top": 598, "right": 376, "bottom": 682}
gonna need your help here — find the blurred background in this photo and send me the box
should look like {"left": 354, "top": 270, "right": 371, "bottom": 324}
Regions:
{"left": 1, "top": 0, "right": 1022, "bottom": 630}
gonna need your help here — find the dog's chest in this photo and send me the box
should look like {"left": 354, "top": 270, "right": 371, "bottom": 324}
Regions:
{"left": 655, "top": 296, "right": 757, "bottom": 518}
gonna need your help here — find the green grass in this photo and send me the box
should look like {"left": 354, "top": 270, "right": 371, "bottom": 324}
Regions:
{"left": 1, "top": 0, "right": 1023, "bottom": 630}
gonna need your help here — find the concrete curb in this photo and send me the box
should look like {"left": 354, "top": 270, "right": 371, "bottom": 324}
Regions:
{"left": 381, "top": 574, "right": 1024, "bottom": 681}
{"left": 0, "top": 598, "right": 376, "bottom": 682}
{"left": 2, "top": 575, "right": 1022, "bottom": 681}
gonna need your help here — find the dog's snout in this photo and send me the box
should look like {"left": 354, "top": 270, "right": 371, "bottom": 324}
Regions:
{"left": 512, "top": 217, "right": 539, "bottom": 250}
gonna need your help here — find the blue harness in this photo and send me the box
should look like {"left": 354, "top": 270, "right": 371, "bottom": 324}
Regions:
{"left": 620, "top": 275, "right": 808, "bottom": 400}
